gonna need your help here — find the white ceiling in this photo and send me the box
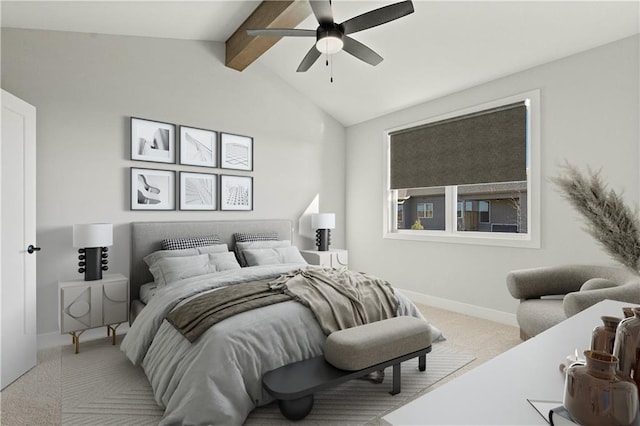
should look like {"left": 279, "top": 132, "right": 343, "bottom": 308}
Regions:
{"left": 2, "top": 1, "right": 639, "bottom": 126}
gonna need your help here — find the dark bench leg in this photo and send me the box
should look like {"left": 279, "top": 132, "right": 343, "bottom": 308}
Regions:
{"left": 419, "top": 353, "right": 426, "bottom": 372}
{"left": 390, "top": 363, "right": 401, "bottom": 395}
{"left": 278, "top": 394, "right": 314, "bottom": 420}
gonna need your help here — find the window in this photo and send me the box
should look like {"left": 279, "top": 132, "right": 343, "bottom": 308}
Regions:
{"left": 417, "top": 203, "right": 427, "bottom": 218}
{"left": 417, "top": 203, "right": 434, "bottom": 219}
{"left": 479, "top": 201, "right": 490, "bottom": 223}
{"left": 384, "top": 90, "right": 540, "bottom": 247}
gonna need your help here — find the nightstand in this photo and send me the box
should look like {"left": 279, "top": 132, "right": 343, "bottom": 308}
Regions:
{"left": 58, "top": 273, "right": 129, "bottom": 353}
{"left": 300, "top": 249, "right": 348, "bottom": 269}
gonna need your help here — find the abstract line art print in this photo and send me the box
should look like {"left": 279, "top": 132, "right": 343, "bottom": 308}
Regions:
{"left": 130, "top": 167, "right": 176, "bottom": 210}
{"left": 220, "top": 133, "right": 253, "bottom": 171}
{"left": 179, "top": 126, "right": 217, "bottom": 168}
{"left": 130, "top": 117, "right": 176, "bottom": 164}
{"left": 179, "top": 172, "right": 217, "bottom": 210}
{"left": 220, "top": 175, "right": 252, "bottom": 211}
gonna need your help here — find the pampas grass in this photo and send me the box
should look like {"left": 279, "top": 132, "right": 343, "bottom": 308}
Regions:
{"left": 551, "top": 162, "right": 640, "bottom": 271}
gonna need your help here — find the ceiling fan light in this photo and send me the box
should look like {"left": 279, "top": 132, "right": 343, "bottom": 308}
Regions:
{"left": 316, "top": 35, "right": 343, "bottom": 54}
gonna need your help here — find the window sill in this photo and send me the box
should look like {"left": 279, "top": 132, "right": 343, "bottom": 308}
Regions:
{"left": 383, "top": 230, "right": 540, "bottom": 249}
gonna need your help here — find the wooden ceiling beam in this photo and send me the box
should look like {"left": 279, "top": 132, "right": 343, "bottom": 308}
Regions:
{"left": 225, "top": 0, "right": 312, "bottom": 72}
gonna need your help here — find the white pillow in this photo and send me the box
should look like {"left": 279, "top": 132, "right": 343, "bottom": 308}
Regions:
{"left": 208, "top": 252, "right": 241, "bottom": 272}
{"left": 144, "top": 248, "right": 198, "bottom": 268}
{"left": 144, "top": 244, "right": 228, "bottom": 267}
{"left": 243, "top": 246, "right": 307, "bottom": 267}
{"left": 149, "top": 254, "right": 215, "bottom": 288}
{"left": 196, "top": 244, "right": 229, "bottom": 255}
{"left": 235, "top": 240, "right": 291, "bottom": 266}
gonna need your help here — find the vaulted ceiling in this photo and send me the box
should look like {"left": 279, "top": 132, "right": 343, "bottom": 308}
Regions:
{"left": 2, "top": 1, "right": 639, "bottom": 126}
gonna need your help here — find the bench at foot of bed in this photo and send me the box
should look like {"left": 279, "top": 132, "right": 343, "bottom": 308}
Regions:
{"left": 262, "top": 316, "right": 433, "bottom": 420}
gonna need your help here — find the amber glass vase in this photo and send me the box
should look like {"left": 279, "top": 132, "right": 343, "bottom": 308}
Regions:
{"left": 591, "top": 315, "right": 621, "bottom": 354}
{"left": 563, "top": 350, "right": 639, "bottom": 426}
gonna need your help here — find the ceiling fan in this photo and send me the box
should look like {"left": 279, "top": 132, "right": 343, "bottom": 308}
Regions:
{"left": 247, "top": 0, "right": 414, "bottom": 72}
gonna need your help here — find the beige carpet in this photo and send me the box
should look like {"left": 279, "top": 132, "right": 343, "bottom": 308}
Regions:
{"left": 0, "top": 304, "right": 520, "bottom": 425}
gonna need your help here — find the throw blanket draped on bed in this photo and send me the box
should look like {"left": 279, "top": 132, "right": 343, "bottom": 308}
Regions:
{"left": 269, "top": 267, "right": 399, "bottom": 334}
{"left": 166, "top": 280, "right": 291, "bottom": 342}
{"left": 121, "top": 264, "right": 437, "bottom": 426}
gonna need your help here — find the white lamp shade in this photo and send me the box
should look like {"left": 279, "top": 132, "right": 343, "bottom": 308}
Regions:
{"left": 312, "top": 213, "right": 335, "bottom": 229}
{"left": 73, "top": 223, "right": 113, "bottom": 248}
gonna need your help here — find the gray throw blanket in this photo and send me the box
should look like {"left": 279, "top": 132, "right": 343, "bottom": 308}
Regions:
{"left": 269, "top": 267, "right": 399, "bottom": 335}
{"left": 166, "top": 280, "right": 291, "bottom": 342}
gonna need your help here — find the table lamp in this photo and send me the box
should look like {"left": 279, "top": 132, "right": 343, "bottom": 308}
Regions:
{"left": 312, "top": 213, "right": 335, "bottom": 251}
{"left": 73, "top": 223, "right": 113, "bottom": 281}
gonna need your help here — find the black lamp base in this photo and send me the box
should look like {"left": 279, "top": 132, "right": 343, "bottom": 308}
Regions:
{"left": 78, "top": 247, "right": 109, "bottom": 281}
{"left": 315, "top": 229, "right": 331, "bottom": 251}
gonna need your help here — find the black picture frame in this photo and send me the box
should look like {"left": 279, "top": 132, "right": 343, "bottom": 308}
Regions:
{"left": 179, "top": 171, "right": 217, "bottom": 211}
{"left": 179, "top": 125, "right": 218, "bottom": 168}
{"left": 130, "top": 167, "right": 176, "bottom": 210}
{"left": 220, "top": 132, "right": 253, "bottom": 171}
{"left": 130, "top": 117, "right": 176, "bottom": 164}
{"left": 220, "top": 174, "right": 253, "bottom": 211}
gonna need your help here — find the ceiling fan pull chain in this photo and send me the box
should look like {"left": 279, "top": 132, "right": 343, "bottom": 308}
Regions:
{"left": 330, "top": 54, "right": 334, "bottom": 83}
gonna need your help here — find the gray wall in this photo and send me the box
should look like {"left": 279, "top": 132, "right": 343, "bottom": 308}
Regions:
{"left": 1, "top": 28, "right": 346, "bottom": 335}
{"left": 345, "top": 35, "right": 639, "bottom": 320}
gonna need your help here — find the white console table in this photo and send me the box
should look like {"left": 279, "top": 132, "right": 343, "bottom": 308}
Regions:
{"left": 383, "top": 299, "right": 633, "bottom": 425}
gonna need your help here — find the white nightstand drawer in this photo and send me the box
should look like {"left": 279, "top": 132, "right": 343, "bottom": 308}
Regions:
{"left": 300, "top": 249, "right": 348, "bottom": 269}
{"left": 103, "top": 280, "right": 128, "bottom": 325}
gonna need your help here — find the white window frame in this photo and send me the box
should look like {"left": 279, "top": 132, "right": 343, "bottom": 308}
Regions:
{"left": 417, "top": 202, "right": 427, "bottom": 219}
{"left": 382, "top": 90, "right": 540, "bottom": 248}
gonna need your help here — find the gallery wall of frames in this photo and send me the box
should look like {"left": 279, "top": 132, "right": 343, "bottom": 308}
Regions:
{"left": 130, "top": 117, "right": 254, "bottom": 212}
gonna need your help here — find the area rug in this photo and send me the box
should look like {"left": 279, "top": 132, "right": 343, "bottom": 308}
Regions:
{"left": 61, "top": 338, "right": 474, "bottom": 425}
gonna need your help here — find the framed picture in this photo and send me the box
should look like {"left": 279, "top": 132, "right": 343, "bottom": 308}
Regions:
{"left": 220, "top": 132, "right": 253, "bottom": 171}
{"left": 179, "top": 125, "right": 217, "bottom": 168}
{"left": 179, "top": 172, "right": 217, "bottom": 211}
{"left": 220, "top": 175, "right": 253, "bottom": 211}
{"left": 131, "top": 167, "right": 176, "bottom": 210}
{"left": 131, "top": 117, "right": 176, "bottom": 163}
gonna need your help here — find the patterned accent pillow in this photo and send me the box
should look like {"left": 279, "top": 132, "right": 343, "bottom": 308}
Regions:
{"left": 161, "top": 235, "right": 221, "bottom": 250}
{"left": 233, "top": 232, "right": 279, "bottom": 243}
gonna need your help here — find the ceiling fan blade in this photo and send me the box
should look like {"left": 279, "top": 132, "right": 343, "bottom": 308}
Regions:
{"left": 309, "top": 0, "right": 334, "bottom": 24}
{"left": 342, "top": 36, "right": 383, "bottom": 66}
{"left": 246, "top": 29, "right": 316, "bottom": 37}
{"left": 297, "top": 45, "right": 322, "bottom": 72}
{"left": 341, "top": 0, "right": 414, "bottom": 35}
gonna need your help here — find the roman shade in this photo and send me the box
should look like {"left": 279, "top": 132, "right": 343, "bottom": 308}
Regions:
{"left": 389, "top": 102, "right": 527, "bottom": 189}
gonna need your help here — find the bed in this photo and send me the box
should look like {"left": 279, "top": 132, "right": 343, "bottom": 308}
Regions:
{"left": 121, "top": 220, "right": 441, "bottom": 425}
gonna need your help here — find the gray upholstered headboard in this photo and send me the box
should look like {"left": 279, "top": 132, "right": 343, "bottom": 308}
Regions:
{"left": 130, "top": 220, "right": 293, "bottom": 302}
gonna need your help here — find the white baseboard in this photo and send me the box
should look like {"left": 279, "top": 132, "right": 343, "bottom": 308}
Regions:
{"left": 398, "top": 288, "right": 518, "bottom": 327}
{"left": 38, "top": 324, "right": 130, "bottom": 350}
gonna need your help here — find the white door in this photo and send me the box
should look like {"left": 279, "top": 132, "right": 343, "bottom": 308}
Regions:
{"left": 1, "top": 90, "right": 37, "bottom": 390}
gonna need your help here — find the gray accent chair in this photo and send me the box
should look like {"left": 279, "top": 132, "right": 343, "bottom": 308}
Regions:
{"left": 507, "top": 264, "right": 640, "bottom": 340}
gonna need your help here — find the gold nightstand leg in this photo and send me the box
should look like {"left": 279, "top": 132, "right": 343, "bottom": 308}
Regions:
{"left": 70, "top": 330, "right": 85, "bottom": 354}
{"left": 107, "top": 323, "right": 122, "bottom": 345}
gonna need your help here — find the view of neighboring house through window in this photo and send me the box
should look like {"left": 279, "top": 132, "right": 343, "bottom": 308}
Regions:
{"left": 386, "top": 90, "right": 538, "bottom": 244}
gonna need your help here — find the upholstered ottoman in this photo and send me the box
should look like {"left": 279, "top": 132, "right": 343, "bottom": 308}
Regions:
{"left": 262, "top": 316, "right": 432, "bottom": 420}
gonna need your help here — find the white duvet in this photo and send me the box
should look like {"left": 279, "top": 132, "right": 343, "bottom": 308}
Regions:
{"left": 121, "top": 263, "right": 438, "bottom": 425}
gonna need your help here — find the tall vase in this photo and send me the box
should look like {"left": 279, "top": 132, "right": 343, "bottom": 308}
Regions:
{"left": 563, "top": 350, "right": 639, "bottom": 426}
{"left": 613, "top": 307, "right": 640, "bottom": 388}
{"left": 591, "top": 315, "right": 621, "bottom": 354}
